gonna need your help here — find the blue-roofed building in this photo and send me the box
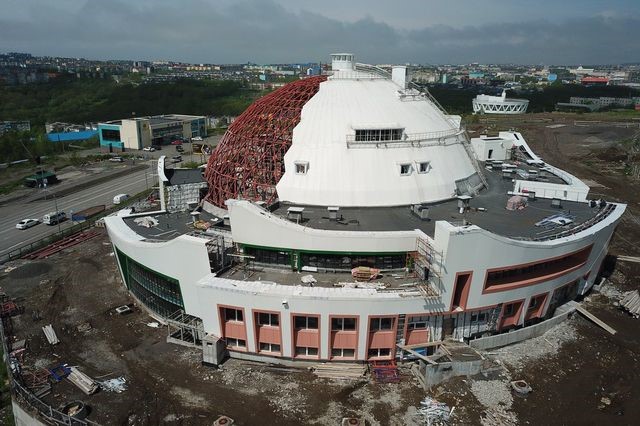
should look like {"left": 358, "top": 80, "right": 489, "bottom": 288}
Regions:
{"left": 47, "top": 130, "right": 98, "bottom": 143}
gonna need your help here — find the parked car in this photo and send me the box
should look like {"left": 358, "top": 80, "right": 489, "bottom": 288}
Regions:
{"left": 113, "top": 193, "right": 130, "bottom": 204}
{"left": 171, "top": 140, "right": 183, "bottom": 145}
{"left": 191, "top": 136, "right": 203, "bottom": 142}
{"left": 43, "top": 211, "right": 66, "bottom": 225}
{"left": 109, "top": 156, "right": 124, "bottom": 162}
{"left": 143, "top": 146, "right": 156, "bottom": 152}
{"left": 16, "top": 218, "right": 39, "bottom": 230}
{"left": 171, "top": 155, "right": 182, "bottom": 163}
{"left": 176, "top": 145, "right": 184, "bottom": 152}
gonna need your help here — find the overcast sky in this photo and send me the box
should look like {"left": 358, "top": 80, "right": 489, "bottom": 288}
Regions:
{"left": 1, "top": 0, "right": 639, "bottom": 65}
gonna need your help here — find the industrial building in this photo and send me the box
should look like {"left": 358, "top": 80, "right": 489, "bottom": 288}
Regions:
{"left": 105, "top": 54, "right": 624, "bottom": 365}
{"left": 98, "top": 114, "right": 206, "bottom": 150}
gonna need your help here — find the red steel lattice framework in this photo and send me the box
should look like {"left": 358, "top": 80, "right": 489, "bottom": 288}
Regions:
{"left": 204, "top": 75, "right": 327, "bottom": 207}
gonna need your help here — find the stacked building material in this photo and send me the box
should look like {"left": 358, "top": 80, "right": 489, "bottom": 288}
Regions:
{"left": 620, "top": 290, "right": 640, "bottom": 318}
{"left": 67, "top": 367, "right": 98, "bottom": 395}
{"left": 42, "top": 324, "right": 60, "bottom": 345}
{"left": 311, "top": 363, "right": 367, "bottom": 380}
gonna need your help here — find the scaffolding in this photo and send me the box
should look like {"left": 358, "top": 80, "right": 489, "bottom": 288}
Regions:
{"left": 204, "top": 76, "right": 327, "bottom": 207}
{"left": 166, "top": 310, "right": 204, "bottom": 348}
{"left": 166, "top": 182, "right": 207, "bottom": 212}
{"left": 409, "top": 235, "right": 445, "bottom": 302}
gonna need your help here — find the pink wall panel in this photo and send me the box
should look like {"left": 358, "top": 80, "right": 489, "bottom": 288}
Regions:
{"left": 368, "top": 331, "right": 395, "bottom": 349}
{"left": 405, "top": 329, "right": 429, "bottom": 346}
{"left": 295, "top": 329, "right": 319, "bottom": 347}
{"left": 331, "top": 331, "right": 357, "bottom": 349}
{"left": 224, "top": 321, "right": 247, "bottom": 340}
{"left": 257, "top": 326, "right": 281, "bottom": 344}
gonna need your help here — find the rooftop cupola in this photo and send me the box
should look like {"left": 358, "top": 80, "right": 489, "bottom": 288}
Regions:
{"left": 331, "top": 53, "right": 355, "bottom": 72}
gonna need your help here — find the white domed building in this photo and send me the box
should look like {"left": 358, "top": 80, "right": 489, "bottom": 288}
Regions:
{"left": 105, "top": 54, "right": 624, "bottom": 365}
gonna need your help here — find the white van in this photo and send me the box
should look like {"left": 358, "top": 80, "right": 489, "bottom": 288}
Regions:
{"left": 113, "top": 193, "right": 130, "bottom": 205}
{"left": 43, "top": 211, "right": 66, "bottom": 225}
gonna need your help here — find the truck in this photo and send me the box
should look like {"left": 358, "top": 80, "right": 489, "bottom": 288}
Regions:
{"left": 71, "top": 205, "right": 106, "bottom": 222}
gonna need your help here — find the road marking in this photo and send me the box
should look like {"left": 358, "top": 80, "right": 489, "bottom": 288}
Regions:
{"left": 0, "top": 171, "right": 157, "bottom": 228}
{"left": 0, "top": 175, "right": 151, "bottom": 239}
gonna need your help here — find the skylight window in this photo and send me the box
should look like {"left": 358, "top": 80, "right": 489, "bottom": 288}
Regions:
{"left": 400, "top": 164, "right": 412, "bottom": 176}
{"left": 295, "top": 161, "right": 309, "bottom": 175}
{"left": 418, "top": 161, "right": 431, "bottom": 173}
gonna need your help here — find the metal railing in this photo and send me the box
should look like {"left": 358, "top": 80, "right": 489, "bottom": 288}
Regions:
{"left": 346, "top": 129, "right": 462, "bottom": 148}
{"left": 0, "top": 318, "right": 101, "bottom": 425}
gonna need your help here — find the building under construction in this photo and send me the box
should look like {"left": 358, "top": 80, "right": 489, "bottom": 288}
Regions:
{"left": 105, "top": 53, "right": 625, "bottom": 364}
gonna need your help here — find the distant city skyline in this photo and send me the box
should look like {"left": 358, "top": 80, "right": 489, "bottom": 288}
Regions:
{"left": 1, "top": 0, "right": 639, "bottom": 65}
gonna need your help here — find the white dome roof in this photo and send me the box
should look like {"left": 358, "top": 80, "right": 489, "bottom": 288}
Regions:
{"left": 276, "top": 66, "right": 480, "bottom": 207}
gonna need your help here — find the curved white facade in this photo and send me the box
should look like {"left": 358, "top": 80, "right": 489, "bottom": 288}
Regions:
{"left": 472, "top": 90, "right": 529, "bottom": 114}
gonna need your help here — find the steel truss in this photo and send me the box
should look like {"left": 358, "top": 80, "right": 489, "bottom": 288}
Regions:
{"left": 205, "top": 76, "right": 327, "bottom": 207}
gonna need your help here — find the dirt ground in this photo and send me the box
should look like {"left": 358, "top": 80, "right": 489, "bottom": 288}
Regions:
{"left": 1, "top": 113, "right": 640, "bottom": 425}
{"left": 0, "top": 236, "right": 425, "bottom": 426}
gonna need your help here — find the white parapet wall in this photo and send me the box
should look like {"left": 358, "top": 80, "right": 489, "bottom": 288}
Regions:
{"left": 226, "top": 199, "right": 418, "bottom": 253}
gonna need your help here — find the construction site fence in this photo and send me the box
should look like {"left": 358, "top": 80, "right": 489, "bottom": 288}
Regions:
{"left": 0, "top": 188, "right": 154, "bottom": 265}
{"left": 0, "top": 320, "right": 100, "bottom": 425}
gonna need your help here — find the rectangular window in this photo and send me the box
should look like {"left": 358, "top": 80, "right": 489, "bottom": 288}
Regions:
{"left": 226, "top": 338, "right": 246, "bottom": 348}
{"left": 258, "top": 312, "right": 279, "bottom": 327}
{"left": 400, "top": 164, "right": 412, "bottom": 176}
{"left": 259, "top": 342, "right": 281, "bottom": 352}
{"left": 408, "top": 321, "right": 427, "bottom": 330}
{"left": 295, "top": 346, "right": 318, "bottom": 356}
{"left": 224, "top": 308, "right": 243, "bottom": 322}
{"left": 504, "top": 303, "right": 515, "bottom": 317}
{"left": 331, "top": 348, "right": 355, "bottom": 357}
{"left": 418, "top": 162, "right": 430, "bottom": 173}
{"left": 485, "top": 245, "right": 592, "bottom": 291}
{"left": 295, "top": 162, "right": 308, "bottom": 174}
{"left": 354, "top": 128, "right": 404, "bottom": 142}
{"left": 331, "top": 317, "right": 357, "bottom": 331}
{"left": 294, "top": 315, "right": 318, "bottom": 329}
{"left": 370, "top": 317, "right": 394, "bottom": 331}
{"left": 101, "top": 128, "right": 121, "bottom": 141}
{"left": 368, "top": 348, "right": 391, "bottom": 358}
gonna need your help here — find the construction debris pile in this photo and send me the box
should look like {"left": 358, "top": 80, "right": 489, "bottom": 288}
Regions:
{"left": 417, "top": 396, "right": 451, "bottom": 425}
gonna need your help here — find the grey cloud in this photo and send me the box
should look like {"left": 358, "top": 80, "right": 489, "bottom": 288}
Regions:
{"left": 0, "top": 0, "right": 638, "bottom": 64}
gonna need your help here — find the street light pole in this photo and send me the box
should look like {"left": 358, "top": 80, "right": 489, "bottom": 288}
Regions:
{"left": 53, "top": 193, "right": 61, "bottom": 233}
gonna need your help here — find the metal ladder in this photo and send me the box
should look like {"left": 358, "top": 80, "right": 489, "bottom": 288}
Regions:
{"left": 396, "top": 314, "right": 406, "bottom": 344}
{"left": 461, "top": 131, "right": 488, "bottom": 190}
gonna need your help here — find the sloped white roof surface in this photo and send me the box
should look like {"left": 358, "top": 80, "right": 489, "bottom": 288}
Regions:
{"left": 276, "top": 74, "right": 477, "bottom": 206}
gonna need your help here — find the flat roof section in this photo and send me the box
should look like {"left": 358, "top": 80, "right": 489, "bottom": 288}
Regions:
{"left": 272, "top": 169, "right": 600, "bottom": 241}
{"left": 218, "top": 265, "right": 423, "bottom": 290}
{"left": 123, "top": 210, "right": 220, "bottom": 241}
{"left": 147, "top": 116, "right": 184, "bottom": 126}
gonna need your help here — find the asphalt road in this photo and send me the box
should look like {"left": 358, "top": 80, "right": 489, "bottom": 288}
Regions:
{"left": 0, "top": 165, "right": 158, "bottom": 259}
